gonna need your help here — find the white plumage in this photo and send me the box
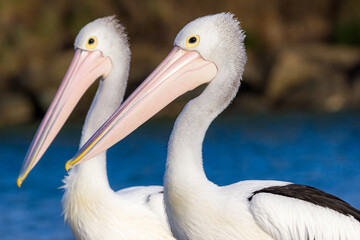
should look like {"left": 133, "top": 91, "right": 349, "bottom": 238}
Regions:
{"left": 250, "top": 191, "right": 360, "bottom": 239}
{"left": 61, "top": 17, "right": 174, "bottom": 240}
{"left": 163, "top": 13, "right": 360, "bottom": 240}
{"left": 58, "top": 13, "right": 360, "bottom": 240}
{"left": 14, "top": 16, "right": 174, "bottom": 240}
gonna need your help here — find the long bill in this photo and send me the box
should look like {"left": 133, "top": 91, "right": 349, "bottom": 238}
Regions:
{"left": 66, "top": 46, "right": 217, "bottom": 170}
{"left": 17, "top": 49, "right": 112, "bottom": 187}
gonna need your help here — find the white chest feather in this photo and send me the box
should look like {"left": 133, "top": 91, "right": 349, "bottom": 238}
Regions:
{"left": 164, "top": 180, "right": 274, "bottom": 240}
{"left": 62, "top": 163, "right": 174, "bottom": 240}
{"left": 63, "top": 184, "right": 174, "bottom": 239}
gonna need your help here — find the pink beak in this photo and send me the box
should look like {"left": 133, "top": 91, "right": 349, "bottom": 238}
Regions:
{"left": 66, "top": 46, "right": 217, "bottom": 169}
{"left": 17, "top": 49, "right": 112, "bottom": 187}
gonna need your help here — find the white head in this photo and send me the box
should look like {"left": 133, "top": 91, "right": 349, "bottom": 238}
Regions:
{"left": 174, "top": 12, "right": 246, "bottom": 109}
{"left": 65, "top": 12, "right": 247, "bottom": 168}
{"left": 75, "top": 16, "right": 130, "bottom": 67}
{"left": 175, "top": 13, "right": 245, "bottom": 71}
{"left": 17, "top": 16, "right": 130, "bottom": 186}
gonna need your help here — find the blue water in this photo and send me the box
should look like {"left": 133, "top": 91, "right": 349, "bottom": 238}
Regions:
{"left": 1, "top": 111, "right": 359, "bottom": 239}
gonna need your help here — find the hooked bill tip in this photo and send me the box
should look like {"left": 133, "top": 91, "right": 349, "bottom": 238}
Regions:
{"left": 16, "top": 177, "right": 22, "bottom": 188}
{"left": 65, "top": 160, "right": 72, "bottom": 171}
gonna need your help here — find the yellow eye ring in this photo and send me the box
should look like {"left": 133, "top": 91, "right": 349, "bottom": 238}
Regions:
{"left": 86, "top": 36, "right": 98, "bottom": 49}
{"left": 185, "top": 35, "right": 200, "bottom": 48}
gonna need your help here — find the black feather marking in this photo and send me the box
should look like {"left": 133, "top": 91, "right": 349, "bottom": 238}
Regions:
{"left": 145, "top": 190, "right": 164, "bottom": 203}
{"left": 248, "top": 184, "right": 360, "bottom": 222}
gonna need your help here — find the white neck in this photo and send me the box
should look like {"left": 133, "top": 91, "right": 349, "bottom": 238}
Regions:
{"left": 62, "top": 58, "right": 128, "bottom": 199}
{"left": 163, "top": 62, "right": 242, "bottom": 239}
{"left": 61, "top": 53, "right": 131, "bottom": 236}
{"left": 165, "top": 68, "right": 240, "bottom": 188}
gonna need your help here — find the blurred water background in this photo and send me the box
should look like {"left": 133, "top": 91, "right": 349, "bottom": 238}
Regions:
{"left": 1, "top": 111, "right": 360, "bottom": 239}
{"left": 1, "top": 0, "right": 360, "bottom": 239}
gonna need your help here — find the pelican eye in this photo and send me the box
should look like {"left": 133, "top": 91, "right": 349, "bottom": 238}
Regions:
{"left": 86, "top": 36, "right": 98, "bottom": 49}
{"left": 185, "top": 35, "right": 199, "bottom": 48}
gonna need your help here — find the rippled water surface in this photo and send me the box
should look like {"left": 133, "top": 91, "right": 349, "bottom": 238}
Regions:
{"left": 1, "top": 111, "right": 359, "bottom": 239}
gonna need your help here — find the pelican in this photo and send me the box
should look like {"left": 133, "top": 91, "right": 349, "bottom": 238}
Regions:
{"left": 65, "top": 13, "right": 360, "bottom": 239}
{"left": 17, "top": 16, "right": 175, "bottom": 240}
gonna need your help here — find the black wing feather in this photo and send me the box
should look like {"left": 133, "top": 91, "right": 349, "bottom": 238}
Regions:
{"left": 249, "top": 184, "right": 360, "bottom": 222}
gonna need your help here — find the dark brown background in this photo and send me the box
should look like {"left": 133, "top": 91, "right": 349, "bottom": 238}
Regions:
{"left": 1, "top": 0, "right": 360, "bottom": 126}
